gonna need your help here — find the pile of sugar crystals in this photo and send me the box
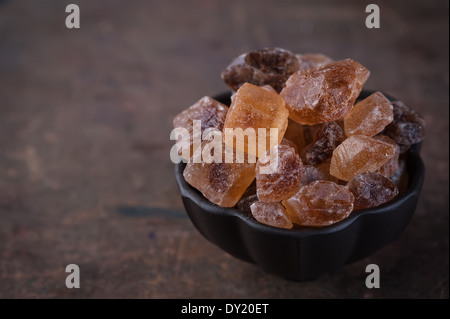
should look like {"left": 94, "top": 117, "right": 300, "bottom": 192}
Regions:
{"left": 173, "top": 48, "right": 425, "bottom": 229}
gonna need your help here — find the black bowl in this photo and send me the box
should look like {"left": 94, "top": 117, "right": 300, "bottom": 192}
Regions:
{"left": 174, "top": 90, "right": 425, "bottom": 281}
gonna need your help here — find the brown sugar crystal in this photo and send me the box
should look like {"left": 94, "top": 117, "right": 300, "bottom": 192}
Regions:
{"left": 344, "top": 91, "right": 394, "bottom": 137}
{"left": 260, "top": 84, "right": 278, "bottom": 94}
{"left": 300, "top": 121, "right": 346, "bottom": 165}
{"left": 329, "top": 135, "right": 396, "bottom": 181}
{"left": 283, "top": 119, "right": 306, "bottom": 152}
{"left": 256, "top": 144, "right": 303, "bottom": 203}
{"left": 300, "top": 160, "right": 339, "bottom": 186}
{"left": 280, "top": 59, "right": 370, "bottom": 125}
{"left": 347, "top": 172, "right": 399, "bottom": 210}
{"left": 183, "top": 140, "right": 256, "bottom": 207}
{"left": 280, "top": 138, "right": 299, "bottom": 154}
{"left": 373, "top": 135, "right": 400, "bottom": 177}
{"left": 223, "top": 83, "right": 289, "bottom": 158}
{"left": 300, "top": 165, "right": 325, "bottom": 186}
{"left": 250, "top": 201, "right": 293, "bottom": 229}
{"left": 383, "top": 100, "right": 426, "bottom": 152}
{"left": 282, "top": 181, "right": 354, "bottom": 227}
{"left": 221, "top": 48, "right": 300, "bottom": 93}
{"left": 173, "top": 96, "right": 228, "bottom": 161}
{"left": 296, "top": 53, "right": 334, "bottom": 71}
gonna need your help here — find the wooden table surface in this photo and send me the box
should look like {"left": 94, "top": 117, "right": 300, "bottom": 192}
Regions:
{"left": 0, "top": 0, "right": 448, "bottom": 298}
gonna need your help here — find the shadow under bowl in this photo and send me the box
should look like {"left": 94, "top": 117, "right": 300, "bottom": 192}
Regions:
{"left": 174, "top": 90, "right": 425, "bottom": 281}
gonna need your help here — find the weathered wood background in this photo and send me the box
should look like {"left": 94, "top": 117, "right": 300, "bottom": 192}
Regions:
{"left": 0, "top": 0, "right": 448, "bottom": 298}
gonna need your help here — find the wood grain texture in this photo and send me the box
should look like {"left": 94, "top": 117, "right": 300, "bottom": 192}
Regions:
{"left": 0, "top": 0, "right": 448, "bottom": 298}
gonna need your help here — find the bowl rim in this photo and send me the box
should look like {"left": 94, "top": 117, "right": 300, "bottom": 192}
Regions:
{"left": 174, "top": 90, "right": 425, "bottom": 238}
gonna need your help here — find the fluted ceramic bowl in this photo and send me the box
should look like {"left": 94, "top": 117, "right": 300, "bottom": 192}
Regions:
{"left": 174, "top": 90, "right": 425, "bottom": 281}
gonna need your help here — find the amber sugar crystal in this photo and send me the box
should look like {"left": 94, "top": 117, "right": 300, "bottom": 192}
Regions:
{"left": 373, "top": 135, "right": 400, "bottom": 177}
{"left": 280, "top": 59, "right": 370, "bottom": 125}
{"left": 250, "top": 201, "right": 293, "bottom": 229}
{"left": 223, "top": 83, "right": 289, "bottom": 158}
{"left": 173, "top": 96, "right": 228, "bottom": 161}
{"left": 330, "top": 135, "right": 396, "bottom": 181}
{"left": 283, "top": 119, "right": 306, "bottom": 152}
{"left": 256, "top": 144, "right": 303, "bottom": 203}
{"left": 296, "top": 53, "right": 333, "bottom": 71}
{"left": 282, "top": 181, "right": 354, "bottom": 227}
{"left": 183, "top": 139, "right": 256, "bottom": 207}
{"left": 344, "top": 91, "right": 393, "bottom": 137}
